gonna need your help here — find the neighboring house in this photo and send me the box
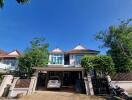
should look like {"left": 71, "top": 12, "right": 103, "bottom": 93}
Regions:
{"left": 0, "top": 50, "right": 21, "bottom": 71}
{"left": 33, "top": 44, "right": 99, "bottom": 90}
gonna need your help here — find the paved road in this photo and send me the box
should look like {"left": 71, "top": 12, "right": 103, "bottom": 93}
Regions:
{"left": 19, "top": 91, "right": 105, "bottom": 100}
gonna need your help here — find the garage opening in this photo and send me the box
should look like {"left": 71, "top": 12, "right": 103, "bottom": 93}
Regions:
{"left": 36, "top": 71, "right": 85, "bottom": 94}
{"left": 36, "top": 73, "right": 47, "bottom": 90}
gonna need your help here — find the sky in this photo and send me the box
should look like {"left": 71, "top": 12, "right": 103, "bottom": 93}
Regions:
{"left": 0, "top": 0, "right": 132, "bottom": 54}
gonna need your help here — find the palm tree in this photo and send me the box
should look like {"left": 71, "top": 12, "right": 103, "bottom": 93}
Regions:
{"left": 0, "top": 0, "right": 29, "bottom": 8}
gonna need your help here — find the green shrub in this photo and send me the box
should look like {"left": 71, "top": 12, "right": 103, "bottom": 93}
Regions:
{"left": 81, "top": 55, "right": 115, "bottom": 76}
{"left": 81, "top": 56, "right": 94, "bottom": 72}
{"left": 93, "top": 55, "right": 115, "bottom": 76}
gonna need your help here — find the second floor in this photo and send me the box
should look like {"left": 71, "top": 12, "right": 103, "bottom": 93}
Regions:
{"left": 0, "top": 45, "right": 99, "bottom": 69}
{"left": 48, "top": 44, "right": 99, "bottom": 67}
{"left": 0, "top": 50, "right": 21, "bottom": 70}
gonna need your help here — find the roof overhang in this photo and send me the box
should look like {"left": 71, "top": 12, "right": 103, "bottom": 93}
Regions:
{"left": 0, "top": 50, "right": 21, "bottom": 58}
{"left": 67, "top": 49, "right": 100, "bottom": 54}
{"left": 32, "top": 67, "right": 84, "bottom": 72}
{"left": 0, "top": 55, "right": 19, "bottom": 58}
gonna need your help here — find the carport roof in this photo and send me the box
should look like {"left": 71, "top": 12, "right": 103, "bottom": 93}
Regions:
{"left": 32, "top": 67, "right": 84, "bottom": 72}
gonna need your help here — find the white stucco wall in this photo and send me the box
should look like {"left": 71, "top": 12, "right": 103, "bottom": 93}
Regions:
{"left": 48, "top": 54, "right": 52, "bottom": 65}
{"left": 106, "top": 75, "right": 132, "bottom": 92}
{"left": 48, "top": 54, "right": 81, "bottom": 67}
{"left": 8, "top": 76, "right": 37, "bottom": 97}
{"left": 69, "top": 54, "right": 75, "bottom": 65}
{"left": 9, "top": 88, "right": 29, "bottom": 97}
{"left": 69, "top": 54, "right": 82, "bottom": 67}
{"left": 112, "top": 81, "right": 132, "bottom": 92}
{"left": 48, "top": 53, "right": 86, "bottom": 66}
{"left": 0, "top": 63, "right": 11, "bottom": 70}
{"left": 0, "top": 60, "right": 18, "bottom": 71}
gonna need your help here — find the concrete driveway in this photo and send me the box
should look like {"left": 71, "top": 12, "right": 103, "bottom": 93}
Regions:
{"left": 19, "top": 91, "right": 105, "bottom": 100}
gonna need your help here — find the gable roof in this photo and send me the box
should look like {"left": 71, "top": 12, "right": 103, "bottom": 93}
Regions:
{"left": 73, "top": 44, "right": 86, "bottom": 50}
{"left": 8, "top": 50, "right": 21, "bottom": 56}
{"left": 50, "top": 48, "right": 64, "bottom": 54}
{"left": 0, "top": 50, "right": 21, "bottom": 58}
{"left": 49, "top": 44, "right": 100, "bottom": 55}
{"left": 67, "top": 44, "right": 100, "bottom": 54}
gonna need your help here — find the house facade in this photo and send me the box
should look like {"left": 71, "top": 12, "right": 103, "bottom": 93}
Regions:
{"left": 33, "top": 44, "right": 99, "bottom": 90}
{"left": 48, "top": 44, "right": 99, "bottom": 67}
{"left": 0, "top": 50, "right": 21, "bottom": 71}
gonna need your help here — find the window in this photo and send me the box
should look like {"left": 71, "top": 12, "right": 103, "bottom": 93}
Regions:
{"left": 51, "top": 54, "right": 63, "bottom": 64}
{"left": 71, "top": 55, "right": 74, "bottom": 59}
{"left": 3, "top": 59, "right": 18, "bottom": 66}
{"left": 75, "top": 55, "right": 83, "bottom": 65}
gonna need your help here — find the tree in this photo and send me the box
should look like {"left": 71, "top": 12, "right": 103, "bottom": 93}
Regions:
{"left": 18, "top": 37, "right": 49, "bottom": 77}
{"left": 93, "top": 55, "right": 115, "bottom": 76}
{"left": 0, "top": 0, "right": 30, "bottom": 8}
{"left": 81, "top": 55, "right": 115, "bottom": 76}
{"left": 81, "top": 56, "right": 94, "bottom": 72}
{"left": 96, "top": 19, "right": 132, "bottom": 72}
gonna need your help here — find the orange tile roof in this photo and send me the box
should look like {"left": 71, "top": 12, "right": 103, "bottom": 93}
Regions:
{"left": 0, "top": 50, "right": 21, "bottom": 58}
{"left": 0, "top": 50, "right": 8, "bottom": 57}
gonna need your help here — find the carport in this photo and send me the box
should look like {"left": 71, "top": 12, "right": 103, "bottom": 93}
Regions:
{"left": 32, "top": 67, "right": 85, "bottom": 92}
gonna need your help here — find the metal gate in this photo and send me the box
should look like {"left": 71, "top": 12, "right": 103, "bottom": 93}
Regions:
{"left": 92, "top": 77, "right": 109, "bottom": 95}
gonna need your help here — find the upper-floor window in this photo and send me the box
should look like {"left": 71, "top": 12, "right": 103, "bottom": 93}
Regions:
{"left": 51, "top": 54, "right": 63, "bottom": 64}
{"left": 75, "top": 55, "right": 83, "bottom": 65}
{"left": 3, "top": 59, "right": 18, "bottom": 66}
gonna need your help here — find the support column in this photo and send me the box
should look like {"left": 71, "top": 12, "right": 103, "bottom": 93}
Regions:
{"left": 106, "top": 75, "right": 111, "bottom": 83}
{"left": 8, "top": 77, "right": 19, "bottom": 97}
{"left": 87, "top": 73, "right": 94, "bottom": 95}
{"left": 28, "top": 76, "right": 37, "bottom": 94}
{"left": 84, "top": 73, "right": 94, "bottom": 95}
{"left": 84, "top": 77, "right": 89, "bottom": 95}
{"left": 32, "top": 71, "right": 39, "bottom": 77}
{"left": 0, "top": 75, "right": 13, "bottom": 97}
{"left": 82, "top": 70, "right": 84, "bottom": 79}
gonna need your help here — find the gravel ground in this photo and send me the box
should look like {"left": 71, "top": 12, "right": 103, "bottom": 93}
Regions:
{"left": 19, "top": 91, "right": 105, "bottom": 100}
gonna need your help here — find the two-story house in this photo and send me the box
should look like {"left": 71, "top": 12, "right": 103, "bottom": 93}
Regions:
{"left": 0, "top": 50, "right": 21, "bottom": 72}
{"left": 48, "top": 44, "right": 99, "bottom": 67}
{"left": 33, "top": 44, "right": 99, "bottom": 89}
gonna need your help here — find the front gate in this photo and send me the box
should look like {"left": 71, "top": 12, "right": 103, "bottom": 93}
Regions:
{"left": 92, "top": 77, "right": 109, "bottom": 95}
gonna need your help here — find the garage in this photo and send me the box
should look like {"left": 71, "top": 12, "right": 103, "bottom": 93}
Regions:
{"left": 33, "top": 67, "right": 86, "bottom": 93}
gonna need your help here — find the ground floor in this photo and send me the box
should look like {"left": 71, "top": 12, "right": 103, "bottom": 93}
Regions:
{"left": 19, "top": 91, "right": 106, "bottom": 100}
{"left": 33, "top": 67, "right": 86, "bottom": 93}
{"left": 33, "top": 67, "right": 111, "bottom": 95}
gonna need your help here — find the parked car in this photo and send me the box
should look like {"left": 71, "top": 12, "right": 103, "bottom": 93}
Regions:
{"left": 47, "top": 76, "right": 61, "bottom": 89}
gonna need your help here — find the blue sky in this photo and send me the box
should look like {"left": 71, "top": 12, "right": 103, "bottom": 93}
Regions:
{"left": 0, "top": 0, "right": 132, "bottom": 54}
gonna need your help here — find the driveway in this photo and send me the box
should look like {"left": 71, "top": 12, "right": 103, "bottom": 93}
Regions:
{"left": 19, "top": 91, "right": 105, "bottom": 100}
